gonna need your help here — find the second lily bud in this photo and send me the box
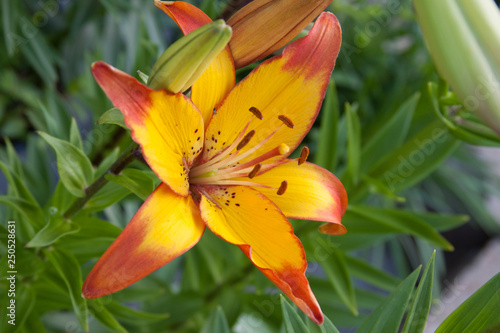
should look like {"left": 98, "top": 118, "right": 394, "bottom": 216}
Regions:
{"left": 147, "top": 20, "right": 232, "bottom": 93}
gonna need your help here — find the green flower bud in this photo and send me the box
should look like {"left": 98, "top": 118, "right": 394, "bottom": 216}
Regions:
{"left": 414, "top": 0, "right": 500, "bottom": 135}
{"left": 148, "top": 19, "right": 232, "bottom": 93}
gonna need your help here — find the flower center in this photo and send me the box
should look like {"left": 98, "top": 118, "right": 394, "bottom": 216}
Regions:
{"left": 189, "top": 107, "right": 296, "bottom": 195}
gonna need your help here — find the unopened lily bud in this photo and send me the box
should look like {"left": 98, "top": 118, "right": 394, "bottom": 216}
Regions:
{"left": 414, "top": 0, "right": 500, "bottom": 135}
{"left": 148, "top": 19, "right": 232, "bottom": 92}
{"left": 227, "top": 0, "right": 332, "bottom": 68}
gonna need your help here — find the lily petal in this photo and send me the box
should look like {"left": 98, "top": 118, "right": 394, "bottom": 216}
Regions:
{"left": 91, "top": 61, "right": 204, "bottom": 196}
{"left": 155, "top": 0, "right": 235, "bottom": 126}
{"left": 198, "top": 185, "right": 323, "bottom": 324}
{"left": 83, "top": 183, "right": 205, "bottom": 298}
{"left": 202, "top": 12, "right": 341, "bottom": 165}
{"left": 241, "top": 160, "right": 347, "bottom": 235}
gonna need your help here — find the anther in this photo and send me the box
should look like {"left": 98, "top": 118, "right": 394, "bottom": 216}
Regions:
{"left": 278, "top": 115, "right": 294, "bottom": 128}
{"left": 298, "top": 146, "right": 309, "bottom": 165}
{"left": 248, "top": 164, "right": 261, "bottom": 179}
{"left": 249, "top": 106, "right": 263, "bottom": 120}
{"left": 237, "top": 130, "right": 255, "bottom": 150}
{"left": 277, "top": 180, "right": 288, "bottom": 195}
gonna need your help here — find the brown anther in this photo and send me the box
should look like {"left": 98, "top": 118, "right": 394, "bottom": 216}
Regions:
{"left": 277, "top": 180, "right": 288, "bottom": 195}
{"left": 249, "top": 106, "right": 263, "bottom": 120}
{"left": 298, "top": 146, "right": 309, "bottom": 165}
{"left": 237, "top": 130, "right": 255, "bottom": 150}
{"left": 278, "top": 115, "right": 294, "bottom": 128}
{"left": 248, "top": 163, "right": 261, "bottom": 179}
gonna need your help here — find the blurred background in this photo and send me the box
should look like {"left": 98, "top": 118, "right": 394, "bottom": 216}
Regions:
{"left": 1, "top": 0, "right": 500, "bottom": 332}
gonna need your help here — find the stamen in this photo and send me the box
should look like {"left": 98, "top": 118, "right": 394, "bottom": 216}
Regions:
{"left": 277, "top": 180, "right": 288, "bottom": 195}
{"left": 189, "top": 115, "right": 254, "bottom": 177}
{"left": 237, "top": 130, "right": 255, "bottom": 150}
{"left": 298, "top": 146, "right": 309, "bottom": 165}
{"left": 249, "top": 107, "right": 263, "bottom": 120}
{"left": 278, "top": 115, "right": 294, "bottom": 128}
{"left": 248, "top": 164, "right": 261, "bottom": 179}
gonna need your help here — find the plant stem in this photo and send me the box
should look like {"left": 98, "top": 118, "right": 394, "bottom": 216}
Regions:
{"left": 63, "top": 142, "right": 140, "bottom": 219}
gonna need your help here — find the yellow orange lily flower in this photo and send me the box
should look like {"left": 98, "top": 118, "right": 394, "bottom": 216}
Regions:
{"left": 82, "top": 12, "right": 346, "bottom": 325}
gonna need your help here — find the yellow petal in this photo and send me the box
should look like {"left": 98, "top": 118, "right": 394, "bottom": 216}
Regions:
{"left": 155, "top": 0, "right": 236, "bottom": 127}
{"left": 191, "top": 49, "right": 235, "bottom": 126}
{"left": 228, "top": 0, "right": 333, "bottom": 68}
{"left": 200, "top": 12, "right": 341, "bottom": 165}
{"left": 198, "top": 185, "right": 323, "bottom": 324}
{"left": 240, "top": 160, "right": 347, "bottom": 235}
{"left": 82, "top": 183, "right": 205, "bottom": 298}
{"left": 91, "top": 61, "right": 204, "bottom": 196}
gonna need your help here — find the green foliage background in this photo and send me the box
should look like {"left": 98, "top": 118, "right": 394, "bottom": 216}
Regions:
{"left": 1, "top": 0, "right": 500, "bottom": 332}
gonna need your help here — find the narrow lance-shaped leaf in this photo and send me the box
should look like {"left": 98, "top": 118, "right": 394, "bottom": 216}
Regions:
{"left": 358, "top": 267, "right": 421, "bottom": 333}
{"left": 97, "top": 108, "right": 128, "bottom": 130}
{"left": 436, "top": 271, "right": 500, "bottom": 333}
{"left": 402, "top": 251, "right": 436, "bottom": 333}
{"left": 315, "top": 81, "right": 339, "bottom": 170}
{"left": 318, "top": 239, "right": 358, "bottom": 315}
{"left": 45, "top": 249, "right": 89, "bottom": 331}
{"left": 39, "top": 132, "right": 94, "bottom": 197}
{"left": 345, "top": 205, "right": 453, "bottom": 250}
{"left": 70, "top": 118, "right": 84, "bottom": 151}
{"left": 343, "top": 103, "right": 361, "bottom": 189}
{"left": 26, "top": 213, "right": 80, "bottom": 248}
{"left": 281, "top": 295, "right": 309, "bottom": 333}
{"left": 201, "top": 306, "right": 230, "bottom": 333}
{"left": 105, "top": 168, "right": 155, "bottom": 200}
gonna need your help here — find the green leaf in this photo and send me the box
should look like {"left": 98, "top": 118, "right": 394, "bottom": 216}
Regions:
{"left": 0, "top": 196, "right": 42, "bottom": 235}
{"left": 318, "top": 243, "right": 358, "bottom": 315}
{"left": 88, "top": 299, "right": 128, "bottom": 333}
{"left": 344, "top": 103, "right": 361, "bottom": 186}
{"left": 201, "top": 306, "right": 230, "bottom": 333}
{"left": 428, "top": 82, "right": 500, "bottom": 147}
{"left": 344, "top": 255, "right": 401, "bottom": 291}
{"left": 436, "top": 272, "right": 500, "bottom": 333}
{"left": 70, "top": 118, "right": 84, "bottom": 151}
{"left": 281, "top": 295, "right": 309, "bottom": 333}
{"left": 413, "top": 212, "right": 469, "bottom": 231}
{"left": 106, "top": 168, "right": 155, "bottom": 200}
{"left": 353, "top": 119, "right": 459, "bottom": 202}
{"left": 26, "top": 213, "right": 80, "bottom": 248}
{"left": 106, "top": 301, "right": 169, "bottom": 325}
{"left": 315, "top": 81, "right": 340, "bottom": 169}
{"left": 345, "top": 205, "right": 454, "bottom": 250}
{"left": 0, "top": 284, "right": 35, "bottom": 333}
{"left": 4, "top": 137, "right": 23, "bottom": 177}
{"left": 1, "top": 0, "right": 16, "bottom": 55}
{"left": 320, "top": 315, "right": 340, "bottom": 333}
{"left": 361, "top": 92, "right": 420, "bottom": 172}
{"left": 18, "top": 25, "right": 57, "bottom": 86}
{"left": 71, "top": 215, "right": 122, "bottom": 239}
{"left": 0, "top": 161, "right": 39, "bottom": 207}
{"left": 402, "top": 251, "right": 435, "bottom": 333}
{"left": 84, "top": 182, "right": 131, "bottom": 211}
{"left": 358, "top": 267, "right": 421, "bottom": 333}
{"left": 39, "top": 132, "right": 94, "bottom": 197}
{"left": 45, "top": 249, "right": 88, "bottom": 331}
{"left": 97, "top": 108, "right": 128, "bottom": 130}
{"left": 95, "top": 148, "right": 120, "bottom": 178}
